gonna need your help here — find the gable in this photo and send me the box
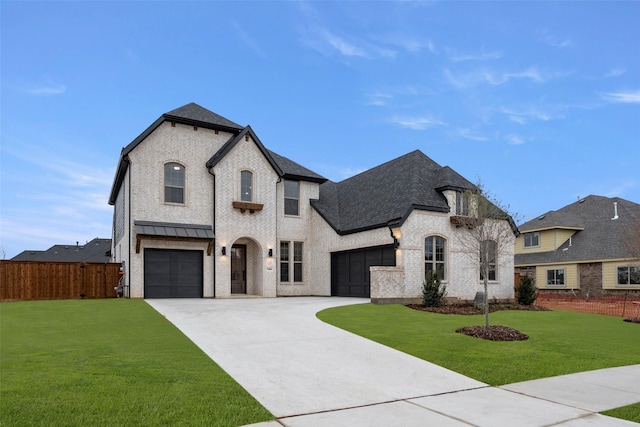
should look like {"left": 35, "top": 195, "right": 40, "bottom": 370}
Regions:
{"left": 109, "top": 103, "right": 243, "bottom": 205}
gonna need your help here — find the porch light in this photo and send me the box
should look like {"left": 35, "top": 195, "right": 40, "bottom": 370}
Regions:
{"left": 221, "top": 246, "right": 226, "bottom": 256}
{"left": 268, "top": 248, "right": 273, "bottom": 257}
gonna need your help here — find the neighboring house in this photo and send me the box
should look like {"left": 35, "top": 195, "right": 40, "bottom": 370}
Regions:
{"left": 108, "top": 103, "right": 516, "bottom": 302}
{"left": 515, "top": 195, "right": 640, "bottom": 295}
{"left": 12, "top": 238, "right": 112, "bottom": 263}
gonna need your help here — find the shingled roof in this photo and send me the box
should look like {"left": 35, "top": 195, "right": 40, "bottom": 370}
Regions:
{"left": 311, "top": 150, "right": 476, "bottom": 235}
{"left": 515, "top": 195, "right": 640, "bottom": 265}
{"left": 12, "top": 238, "right": 112, "bottom": 262}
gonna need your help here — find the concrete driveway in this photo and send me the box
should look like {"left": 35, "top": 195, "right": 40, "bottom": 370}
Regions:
{"left": 147, "top": 297, "right": 640, "bottom": 427}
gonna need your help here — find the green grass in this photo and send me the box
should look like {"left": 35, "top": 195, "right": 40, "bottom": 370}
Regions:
{"left": 317, "top": 304, "right": 640, "bottom": 386}
{"left": 602, "top": 403, "right": 640, "bottom": 423}
{"left": 1, "top": 299, "right": 273, "bottom": 427}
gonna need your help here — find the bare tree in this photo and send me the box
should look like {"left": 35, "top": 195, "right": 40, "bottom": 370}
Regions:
{"left": 452, "top": 183, "right": 519, "bottom": 328}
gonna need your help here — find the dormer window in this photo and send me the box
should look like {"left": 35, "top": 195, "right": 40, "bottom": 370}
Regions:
{"left": 241, "top": 170, "right": 253, "bottom": 202}
{"left": 164, "top": 162, "right": 185, "bottom": 204}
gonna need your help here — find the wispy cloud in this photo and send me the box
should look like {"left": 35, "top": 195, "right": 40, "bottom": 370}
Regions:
{"left": 604, "top": 68, "right": 626, "bottom": 78}
{"left": 445, "top": 67, "right": 569, "bottom": 89}
{"left": 600, "top": 90, "right": 640, "bottom": 104}
{"left": 27, "top": 82, "right": 67, "bottom": 96}
{"left": 505, "top": 133, "right": 526, "bottom": 145}
{"left": 500, "top": 106, "right": 556, "bottom": 124}
{"left": 538, "top": 28, "right": 572, "bottom": 48}
{"left": 366, "top": 92, "right": 393, "bottom": 106}
{"left": 457, "top": 128, "right": 488, "bottom": 142}
{"left": 445, "top": 46, "right": 502, "bottom": 62}
{"left": 230, "top": 19, "right": 266, "bottom": 57}
{"left": 389, "top": 115, "right": 447, "bottom": 130}
{"left": 323, "top": 30, "right": 368, "bottom": 57}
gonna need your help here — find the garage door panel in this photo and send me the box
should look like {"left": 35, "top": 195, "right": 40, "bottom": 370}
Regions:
{"left": 331, "top": 245, "right": 395, "bottom": 298}
{"left": 145, "top": 249, "right": 203, "bottom": 298}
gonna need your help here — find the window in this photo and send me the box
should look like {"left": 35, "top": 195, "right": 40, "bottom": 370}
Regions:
{"left": 456, "top": 191, "right": 469, "bottom": 216}
{"left": 480, "top": 240, "right": 497, "bottom": 281}
{"left": 617, "top": 266, "right": 640, "bottom": 285}
{"left": 284, "top": 180, "right": 299, "bottom": 216}
{"left": 280, "top": 242, "right": 289, "bottom": 282}
{"left": 425, "top": 236, "right": 446, "bottom": 280}
{"left": 241, "top": 170, "right": 253, "bottom": 202}
{"left": 547, "top": 269, "right": 565, "bottom": 285}
{"left": 164, "top": 162, "right": 185, "bottom": 204}
{"left": 280, "top": 241, "right": 303, "bottom": 283}
{"left": 524, "top": 232, "right": 539, "bottom": 247}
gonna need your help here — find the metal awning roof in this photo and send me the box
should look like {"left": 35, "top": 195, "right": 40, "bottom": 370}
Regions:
{"left": 133, "top": 221, "right": 214, "bottom": 255}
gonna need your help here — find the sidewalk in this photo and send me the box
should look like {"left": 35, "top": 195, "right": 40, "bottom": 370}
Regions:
{"left": 147, "top": 297, "right": 639, "bottom": 427}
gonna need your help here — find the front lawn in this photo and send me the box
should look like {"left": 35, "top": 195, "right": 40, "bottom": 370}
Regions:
{"left": 1, "top": 300, "right": 273, "bottom": 427}
{"left": 317, "top": 303, "right": 640, "bottom": 386}
{"left": 602, "top": 403, "right": 640, "bottom": 423}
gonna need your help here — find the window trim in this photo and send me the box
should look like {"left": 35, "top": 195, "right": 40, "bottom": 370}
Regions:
{"left": 240, "top": 170, "right": 253, "bottom": 202}
{"left": 279, "top": 240, "right": 304, "bottom": 284}
{"left": 546, "top": 268, "right": 565, "bottom": 286}
{"left": 284, "top": 180, "right": 300, "bottom": 216}
{"left": 617, "top": 265, "right": 640, "bottom": 285}
{"left": 524, "top": 232, "right": 540, "bottom": 248}
{"left": 164, "top": 162, "right": 186, "bottom": 205}
{"left": 425, "top": 235, "right": 447, "bottom": 281}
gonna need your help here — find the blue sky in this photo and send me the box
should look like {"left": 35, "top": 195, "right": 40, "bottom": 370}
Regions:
{"left": 1, "top": 1, "right": 639, "bottom": 259}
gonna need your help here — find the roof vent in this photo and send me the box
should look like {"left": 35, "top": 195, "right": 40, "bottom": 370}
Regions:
{"left": 538, "top": 215, "right": 546, "bottom": 220}
{"left": 611, "top": 201, "right": 619, "bottom": 220}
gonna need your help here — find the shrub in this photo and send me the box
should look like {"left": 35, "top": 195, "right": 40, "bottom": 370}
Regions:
{"left": 422, "top": 271, "right": 447, "bottom": 307}
{"left": 518, "top": 274, "right": 537, "bottom": 306}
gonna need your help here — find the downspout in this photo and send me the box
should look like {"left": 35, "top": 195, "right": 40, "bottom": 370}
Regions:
{"left": 208, "top": 167, "right": 216, "bottom": 298}
{"left": 126, "top": 156, "right": 132, "bottom": 299}
{"left": 275, "top": 176, "right": 281, "bottom": 296}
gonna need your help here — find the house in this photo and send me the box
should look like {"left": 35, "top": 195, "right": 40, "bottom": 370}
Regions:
{"left": 108, "top": 103, "right": 516, "bottom": 302}
{"left": 12, "top": 238, "right": 112, "bottom": 263}
{"left": 515, "top": 195, "right": 640, "bottom": 295}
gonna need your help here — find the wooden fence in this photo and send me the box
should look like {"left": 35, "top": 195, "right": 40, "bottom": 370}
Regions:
{"left": 0, "top": 261, "right": 122, "bottom": 301}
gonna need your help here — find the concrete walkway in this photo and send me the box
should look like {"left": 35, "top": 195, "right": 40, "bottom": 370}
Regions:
{"left": 147, "top": 297, "right": 640, "bottom": 427}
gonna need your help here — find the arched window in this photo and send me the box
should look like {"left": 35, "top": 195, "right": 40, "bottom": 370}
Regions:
{"left": 241, "top": 170, "right": 253, "bottom": 202}
{"left": 164, "top": 162, "right": 185, "bottom": 204}
{"left": 425, "top": 236, "right": 446, "bottom": 280}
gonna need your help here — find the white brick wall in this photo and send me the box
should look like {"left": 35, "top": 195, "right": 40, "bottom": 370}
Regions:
{"left": 113, "top": 120, "right": 514, "bottom": 302}
{"left": 211, "top": 134, "right": 279, "bottom": 298}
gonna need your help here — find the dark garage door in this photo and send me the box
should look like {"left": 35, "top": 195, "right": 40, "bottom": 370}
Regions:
{"left": 144, "top": 249, "right": 203, "bottom": 298}
{"left": 331, "top": 245, "right": 396, "bottom": 297}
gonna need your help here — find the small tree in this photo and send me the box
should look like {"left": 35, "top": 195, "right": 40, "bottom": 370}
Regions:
{"left": 422, "top": 270, "right": 447, "bottom": 307}
{"left": 453, "top": 182, "right": 518, "bottom": 327}
{"left": 517, "top": 274, "right": 537, "bottom": 306}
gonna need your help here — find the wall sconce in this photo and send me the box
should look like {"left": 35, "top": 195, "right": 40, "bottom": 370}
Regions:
{"left": 388, "top": 224, "right": 400, "bottom": 250}
{"left": 268, "top": 248, "right": 273, "bottom": 257}
{"left": 221, "top": 246, "right": 226, "bottom": 256}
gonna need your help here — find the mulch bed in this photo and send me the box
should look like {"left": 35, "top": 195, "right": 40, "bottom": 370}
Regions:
{"left": 455, "top": 325, "right": 529, "bottom": 341}
{"left": 406, "top": 303, "right": 549, "bottom": 315}
{"left": 405, "top": 303, "right": 545, "bottom": 341}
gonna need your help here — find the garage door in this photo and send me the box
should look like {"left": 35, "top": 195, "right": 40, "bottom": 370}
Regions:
{"left": 331, "top": 245, "right": 396, "bottom": 297}
{"left": 144, "top": 249, "right": 203, "bottom": 298}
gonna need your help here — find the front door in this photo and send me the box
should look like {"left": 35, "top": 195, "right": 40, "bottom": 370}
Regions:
{"left": 231, "top": 244, "right": 246, "bottom": 294}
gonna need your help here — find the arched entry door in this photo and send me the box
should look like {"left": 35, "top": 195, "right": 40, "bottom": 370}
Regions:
{"left": 231, "top": 244, "right": 246, "bottom": 294}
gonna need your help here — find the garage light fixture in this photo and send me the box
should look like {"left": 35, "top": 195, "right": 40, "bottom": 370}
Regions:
{"left": 268, "top": 248, "right": 273, "bottom": 257}
{"left": 221, "top": 246, "right": 226, "bottom": 256}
